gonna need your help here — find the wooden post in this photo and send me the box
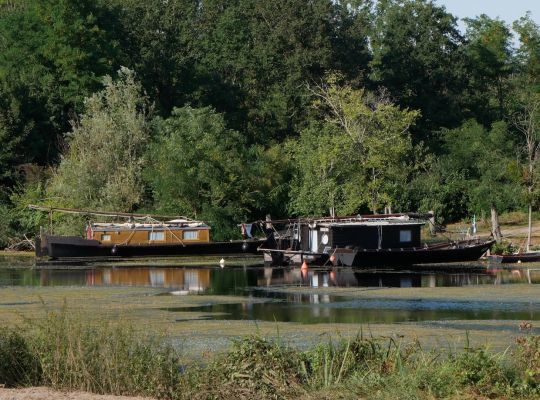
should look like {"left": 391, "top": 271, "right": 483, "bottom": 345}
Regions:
{"left": 49, "top": 208, "right": 53, "bottom": 234}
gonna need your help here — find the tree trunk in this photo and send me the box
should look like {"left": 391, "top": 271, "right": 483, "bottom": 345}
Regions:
{"left": 428, "top": 210, "right": 436, "bottom": 235}
{"left": 527, "top": 203, "right": 532, "bottom": 252}
{"left": 491, "top": 206, "right": 502, "bottom": 242}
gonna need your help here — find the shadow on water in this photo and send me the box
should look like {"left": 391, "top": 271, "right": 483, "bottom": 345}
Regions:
{"left": 0, "top": 264, "right": 539, "bottom": 325}
{"left": 166, "top": 300, "right": 539, "bottom": 325}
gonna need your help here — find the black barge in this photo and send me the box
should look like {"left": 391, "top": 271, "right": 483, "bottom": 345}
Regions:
{"left": 259, "top": 214, "right": 494, "bottom": 267}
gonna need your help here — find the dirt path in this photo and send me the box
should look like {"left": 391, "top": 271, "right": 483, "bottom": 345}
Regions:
{"left": 0, "top": 387, "right": 154, "bottom": 400}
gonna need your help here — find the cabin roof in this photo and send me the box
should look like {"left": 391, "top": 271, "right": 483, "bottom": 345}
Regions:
{"left": 90, "top": 222, "right": 210, "bottom": 231}
{"left": 316, "top": 218, "right": 426, "bottom": 227}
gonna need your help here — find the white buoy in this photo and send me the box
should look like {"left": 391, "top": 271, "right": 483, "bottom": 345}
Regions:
{"left": 219, "top": 258, "right": 226, "bottom": 268}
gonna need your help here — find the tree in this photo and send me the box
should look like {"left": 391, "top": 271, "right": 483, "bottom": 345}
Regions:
{"left": 409, "top": 119, "right": 519, "bottom": 235}
{"left": 513, "top": 14, "right": 540, "bottom": 87}
{"left": 195, "top": 0, "right": 372, "bottom": 143}
{"left": 289, "top": 75, "right": 419, "bottom": 216}
{"left": 110, "top": 0, "right": 199, "bottom": 115}
{"left": 47, "top": 68, "right": 150, "bottom": 212}
{"left": 0, "top": 0, "right": 121, "bottom": 184}
{"left": 145, "top": 106, "right": 253, "bottom": 239}
{"left": 369, "top": 0, "right": 465, "bottom": 142}
{"left": 512, "top": 15, "right": 540, "bottom": 251}
{"left": 463, "top": 15, "right": 515, "bottom": 125}
{"left": 513, "top": 90, "right": 540, "bottom": 250}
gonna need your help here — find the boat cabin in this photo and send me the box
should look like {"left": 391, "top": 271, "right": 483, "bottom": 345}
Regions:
{"left": 298, "top": 217, "right": 424, "bottom": 254}
{"left": 87, "top": 219, "right": 211, "bottom": 245}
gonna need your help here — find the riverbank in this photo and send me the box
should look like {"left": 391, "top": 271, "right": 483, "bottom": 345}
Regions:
{"left": 0, "top": 313, "right": 538, "bottom": 400}
{"left": 0, "top": 387, "right": 152, "bottom": 400}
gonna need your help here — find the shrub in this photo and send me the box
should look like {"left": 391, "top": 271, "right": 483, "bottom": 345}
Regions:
{"left": 0, "top": 327, "right": 41, "bottom": 387}
{"left": 190, "top": 334, "right": 302, "bottom": 399}
{"left": 453, "top": 347, "right": 511, "bottom": 397}
{"left": 491, "top": 240, "right": 516, "bottom": 255}
{"left": 513, "top": 335, "right": 540, "bottom": 394}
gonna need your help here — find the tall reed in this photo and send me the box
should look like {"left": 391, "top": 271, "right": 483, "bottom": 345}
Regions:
{"left": 30, "top": 305, "right": 183, "bottom": 398}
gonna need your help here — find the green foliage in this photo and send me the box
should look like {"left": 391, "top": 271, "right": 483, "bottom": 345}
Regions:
{"left": 463, "top": 15, "right": 515, "bottom": 124}
{"left": 145, "top": 106, "right": 252, "bottom": 239}
{"left": 289, "top": 75, "right": 419, "bottom": 215}
{"left": 453, "top": 347, "right": 512, "bottom": 397}
{"left": 2, "top": 313, "right": 540, "bottom": 400}
{"left": 491, "top": 240, "right": 517, "bottom": 255}
{"left": 0, "top": 0, "right": 120, "bottom": 172}
{"left": 195, "top": 335, "right": 302, "bottom": 398}
{"left": 514, "top": 334, "right": 540, "bottom": 392}
{"left": 47, "top": 68, "right": 150, "bottom": 213}
{"left": 410, "top": 120, "right": 520, "bottom": 222}
{"left": 370, "top": 0, "right": 465, "bottom": 139}
{"left": 195, "top": 0, "right": 371, "bottom": 143}
{"left": 0, "top": 328, "right": 41, "bottom": 387}
{"left": 32, "top": 306, "right": 182, "bottom": 398}
{"left": 110, "top": 0, "right": 198, "bottom": 114}
{"left": 2, "top": 0, "right": 540, "bottom": 241}
{"left": 514, "top": 14, "right": 540, "bottom": 85}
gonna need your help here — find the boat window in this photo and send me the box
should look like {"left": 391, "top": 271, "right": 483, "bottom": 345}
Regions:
{"left": 399, "top": 230, "right": 412, "bottom": 242}
{"left": 149, "top": 231, "right": 165, "bottom": 241}
{"left": 183, "top": 230, "right": 198, "bottom": 240}
{"left": 101, "top": 234, "right": 111, "bottom": 242}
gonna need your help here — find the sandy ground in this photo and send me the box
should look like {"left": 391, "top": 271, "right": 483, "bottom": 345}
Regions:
{"left": 0, "top": 387, "right": 153, "bottom": 400}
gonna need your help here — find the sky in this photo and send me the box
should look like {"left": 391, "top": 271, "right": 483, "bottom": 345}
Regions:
{"left": 437, "top": 0, "right": 539, "bottom": 27}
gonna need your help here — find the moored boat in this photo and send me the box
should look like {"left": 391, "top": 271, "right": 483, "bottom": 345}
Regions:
{"left": 258, "top": 214, "right": 494, "bottom": 267}
{"left": 487, "top": 252, "right": 540, "bottom": 264}
{"left": 32, "top": 206, "right": 263, "bottom": 259}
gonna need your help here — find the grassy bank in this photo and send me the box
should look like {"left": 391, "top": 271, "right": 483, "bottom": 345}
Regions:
{"left": 0, "top": 309, "right": 538, "bottom": 400}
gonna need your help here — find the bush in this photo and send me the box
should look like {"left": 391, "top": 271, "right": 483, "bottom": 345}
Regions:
{"left": 491, "top": 240, "right": 516, "bottom": 255}
{"left": 189, "top": 334, "right": 302, "bottom": 399}
{"left": 453, "top": 347, "right": 512, "bottom": 397}
{"left": 514, "top": 335, "right": 540, "bottom": 394}
{"left": 0, "top": 327, "right": 41, "bottom": 387}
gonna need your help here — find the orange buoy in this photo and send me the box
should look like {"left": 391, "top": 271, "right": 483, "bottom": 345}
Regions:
{"left": 301, "top": 260, "right": 309, "bottom": 270}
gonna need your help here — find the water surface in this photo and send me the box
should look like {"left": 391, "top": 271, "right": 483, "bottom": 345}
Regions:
{"left": 0, "top": 261, "right": 538, "bottom": 326}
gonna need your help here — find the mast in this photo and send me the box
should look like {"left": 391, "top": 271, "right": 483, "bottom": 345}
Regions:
{"left": 27, "top": 205, "right": 197, "bottom": 222}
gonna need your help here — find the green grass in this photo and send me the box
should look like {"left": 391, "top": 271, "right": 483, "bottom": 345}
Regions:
{"left": 0, "top": 309, "right": 538, "bottom": 400}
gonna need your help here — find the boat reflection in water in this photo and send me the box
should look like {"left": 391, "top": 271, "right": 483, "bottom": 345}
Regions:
{"left": 3, "top": 266, "right": 536, "bottom": 324}
{"left": 85, "top": 268, "right": 211, "bottom": 293}
{"left": 26, "top": 265, "right": 540, "bottom": 297}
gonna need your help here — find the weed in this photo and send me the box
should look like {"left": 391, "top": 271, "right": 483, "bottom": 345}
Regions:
{"left": 514, "top": 334, "right": 540, "bottom": 395}
{"left": 29, "top": 305, "right": 183, "bottom": 399}
{"left": 189, "top": 334, "right": 303, "bottom": 399}
{"left": 0, "top": 327, "right": 41, "bottom": 387}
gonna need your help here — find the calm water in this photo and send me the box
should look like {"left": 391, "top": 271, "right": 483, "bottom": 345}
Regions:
{"left": 0, "top": 262, "right": 539, "bottom": 325}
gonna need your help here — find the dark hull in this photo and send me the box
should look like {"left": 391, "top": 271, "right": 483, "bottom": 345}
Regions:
{"left": 488, "top": 252, "right": 540, "bottom": 264}
{"left": 39, "top": 235, "right": 264, "bottom": 259}
{"left": 333, "top": 240, "right": 494, "bottom": 267}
